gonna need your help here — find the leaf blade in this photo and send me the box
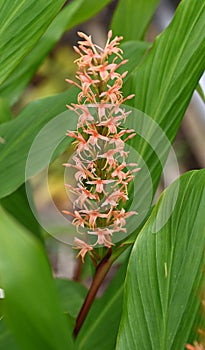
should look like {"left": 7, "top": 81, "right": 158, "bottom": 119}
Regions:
{"left": 117, "top": 169, "right": 205, "bottom": 349}
{"left": 0, "top": 184, "right": 42, "bottom": 240}
{"left": 0, "top": 206, "right": 74, "bottom": 350}
{"left": 55, "top": 278, "right": 87, "bottom": 318}
{"left": 0, "top": 0, "right": 66, "bottom": 85}
{"left": 111, "top": 0, "right": 160, "bottom": 41}
{"left": 126, "top": 0, "right": 205, "bottom": 194}
{"left": 0, "top": 89, "right": 78, "bottom": 198}
{"left": 0, "top": 0, "right": 112, "bottom": 105}
{"left": 0, "top": 319, "right": 19, "bottom": 350}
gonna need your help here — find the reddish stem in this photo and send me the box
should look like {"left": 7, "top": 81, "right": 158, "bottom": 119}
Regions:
{"left": 73, "top": 248, "right": 112, "bottom": 337}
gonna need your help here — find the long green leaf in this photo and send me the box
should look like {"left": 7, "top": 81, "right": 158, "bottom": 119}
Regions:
{"left": 63, "top": 0, "right": 112, "bottom": 30}
{"left": 111, "top": 0, "right": 160, "bottom": 41}
{"left": 55, "top": 278, "right": 87, "bottom": 318}
{"left": 0, "top": 0, "right": 66, "bottom": 85}
{"left": 125, "top": 0, "right": 205, "bottom": 202}
{"left": 0, "top": 97, "right": 13, "bottom": 123}
{"left": 119, "top": 41, "right": 151, "bottom": 80}
{"left": 0, "top": 184, "right": 42, "bottom": 240}
{"left": 117, "top": 169, "right": 205, "bottom": 349}
{"left": 0, "top": 88, "right": 78, "bottom": 198}
{"left": 0, "top": 0, "right": 112, "bottom": 105}
{"left": 0, "top": 320, "right": 19, "bottom": 350}
{"left": 0, "top": 206, "right": 73, "bottom": 350}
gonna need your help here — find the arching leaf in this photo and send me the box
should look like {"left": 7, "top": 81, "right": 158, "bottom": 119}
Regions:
{"left": 0, "top": 0, "right": 66, "bottom": 85}
{"left": 0, "top": 206, "right": 74, "bottom": 350}
{"left": 117, "top": 169, "right": 205, "bottom": 349}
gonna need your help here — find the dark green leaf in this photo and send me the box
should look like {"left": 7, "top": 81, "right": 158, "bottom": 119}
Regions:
{"left": 0, "top": 206, "right": 74, "bottom": 350}
{"left": 0, "top": 88, "right": 78, "bottom": 198}
{"left": 0, "top": 0, "right": 66, "bottom": 85}
{"left": 55, "top": 278, "right": 87, "bottom": 318}
{"left": 117, "top": 169, "right": 205, "bottom": 349}
{"left": 0, "top": 184, "right": 42, "bottom": 240}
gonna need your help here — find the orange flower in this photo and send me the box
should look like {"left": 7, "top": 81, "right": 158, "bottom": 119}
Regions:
{"left": 74, "top": 238, "right": 93, "bottom": 262}
{"left": 63, "top": 31, "right": 139, "bottom": 261}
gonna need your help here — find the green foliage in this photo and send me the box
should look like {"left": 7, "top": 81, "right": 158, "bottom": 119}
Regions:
{"left": 55, "top": 278, "right": 87, "bottom": 318}
{"left": 0, "top": 97, "right": 13, "bottom": 123}
{"left": 117, "top": 170, "right": 205, "bottom": 349}
{"left": 111, "top": 0, "right": 160, "bottom": 40}
{"left": 0, "top": 184, "right": 42, "bottom": 240}
{"left": 0, "top": 207, "right": 74, "bottom": 350}
{"left": 0, "top": 0, "right": 204, "bottom": 348}
{"left": 119, "top": 0, "right": 205, "bottom": 236}
{"left": 0, "top": 89, "right": 78, "bottom": 198}
{"left": 126, "top": 0, "right": 205, "bottom": 195}
{"left": 119, "top": 41, "right": 151, "bottom": 79}
{"left": 0, "top": 0, "right": 112, "bottom": 105}
{"left": 0, "top": 320, "right": 19, "bottom": 350}
{"left": 0, "top": 0, "right": 66, "bottom": 85}
{"left": 0, "top": 42, "right": 147, "bottom": 199}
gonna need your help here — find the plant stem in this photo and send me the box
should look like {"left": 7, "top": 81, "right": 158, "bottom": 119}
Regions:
{"left": 73, "top": 248, "right": 113, "bottom": 337}
{"left": 73, "top": 243, "right": 131, "bottom": 338}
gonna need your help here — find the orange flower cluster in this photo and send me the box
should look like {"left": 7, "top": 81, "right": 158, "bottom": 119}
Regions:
{"left": 63, "top": 31, "right": 139, "bottom": 261}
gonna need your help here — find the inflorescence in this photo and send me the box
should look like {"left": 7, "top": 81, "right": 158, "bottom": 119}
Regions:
{"left": 63, "top": 31, "right": 140, "bottom": 262}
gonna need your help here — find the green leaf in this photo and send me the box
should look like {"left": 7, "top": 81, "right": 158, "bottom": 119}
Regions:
{"left": 0, "top": 206, "right": 73, "bottom": 350}
{"left": 117, "top": 169, "right": 205, "bottom": 349}
{"left": 0, "top": 300, "right": 3, "bottom": 318}
{"left": 0, "top": 184, "right": 42, "bottom": 240}
{"left": 119, "top": 41, "right": 151, "bottom": 80}
{"left": 111, "top": 0, "right": 160, "bottom": 41}
{"left": 0, "top": 88, "right": 78, "bottom": 198}
{"left": 63, "top": 0, "right": 112, "bottom": 30}
{"left": 76, "top": 259, "right": 129, "bottom": 350}
{"left": 0, "top": 0, "right": 112, "bottom": 105}
{"left": 196, "top": 82, "right": 205, "bottom": 103}
{"left": 0, "top": 97, "right": 13, "bottom": 123}
{"left": 0, "top": 319, "right": 19, "bottom": 350}
{"left": 55, "top": 278, "right": 87, "bottom": 318}
{"left": 126, "top": 0, "right": 205, "bottom": 195}
{"left": 0, "top": 0, "right": 66, "bottom": 85}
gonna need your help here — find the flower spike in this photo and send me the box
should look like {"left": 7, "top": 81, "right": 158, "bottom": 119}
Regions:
{"left": 64, "top": 31, "right": 139, "bottom": 261}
